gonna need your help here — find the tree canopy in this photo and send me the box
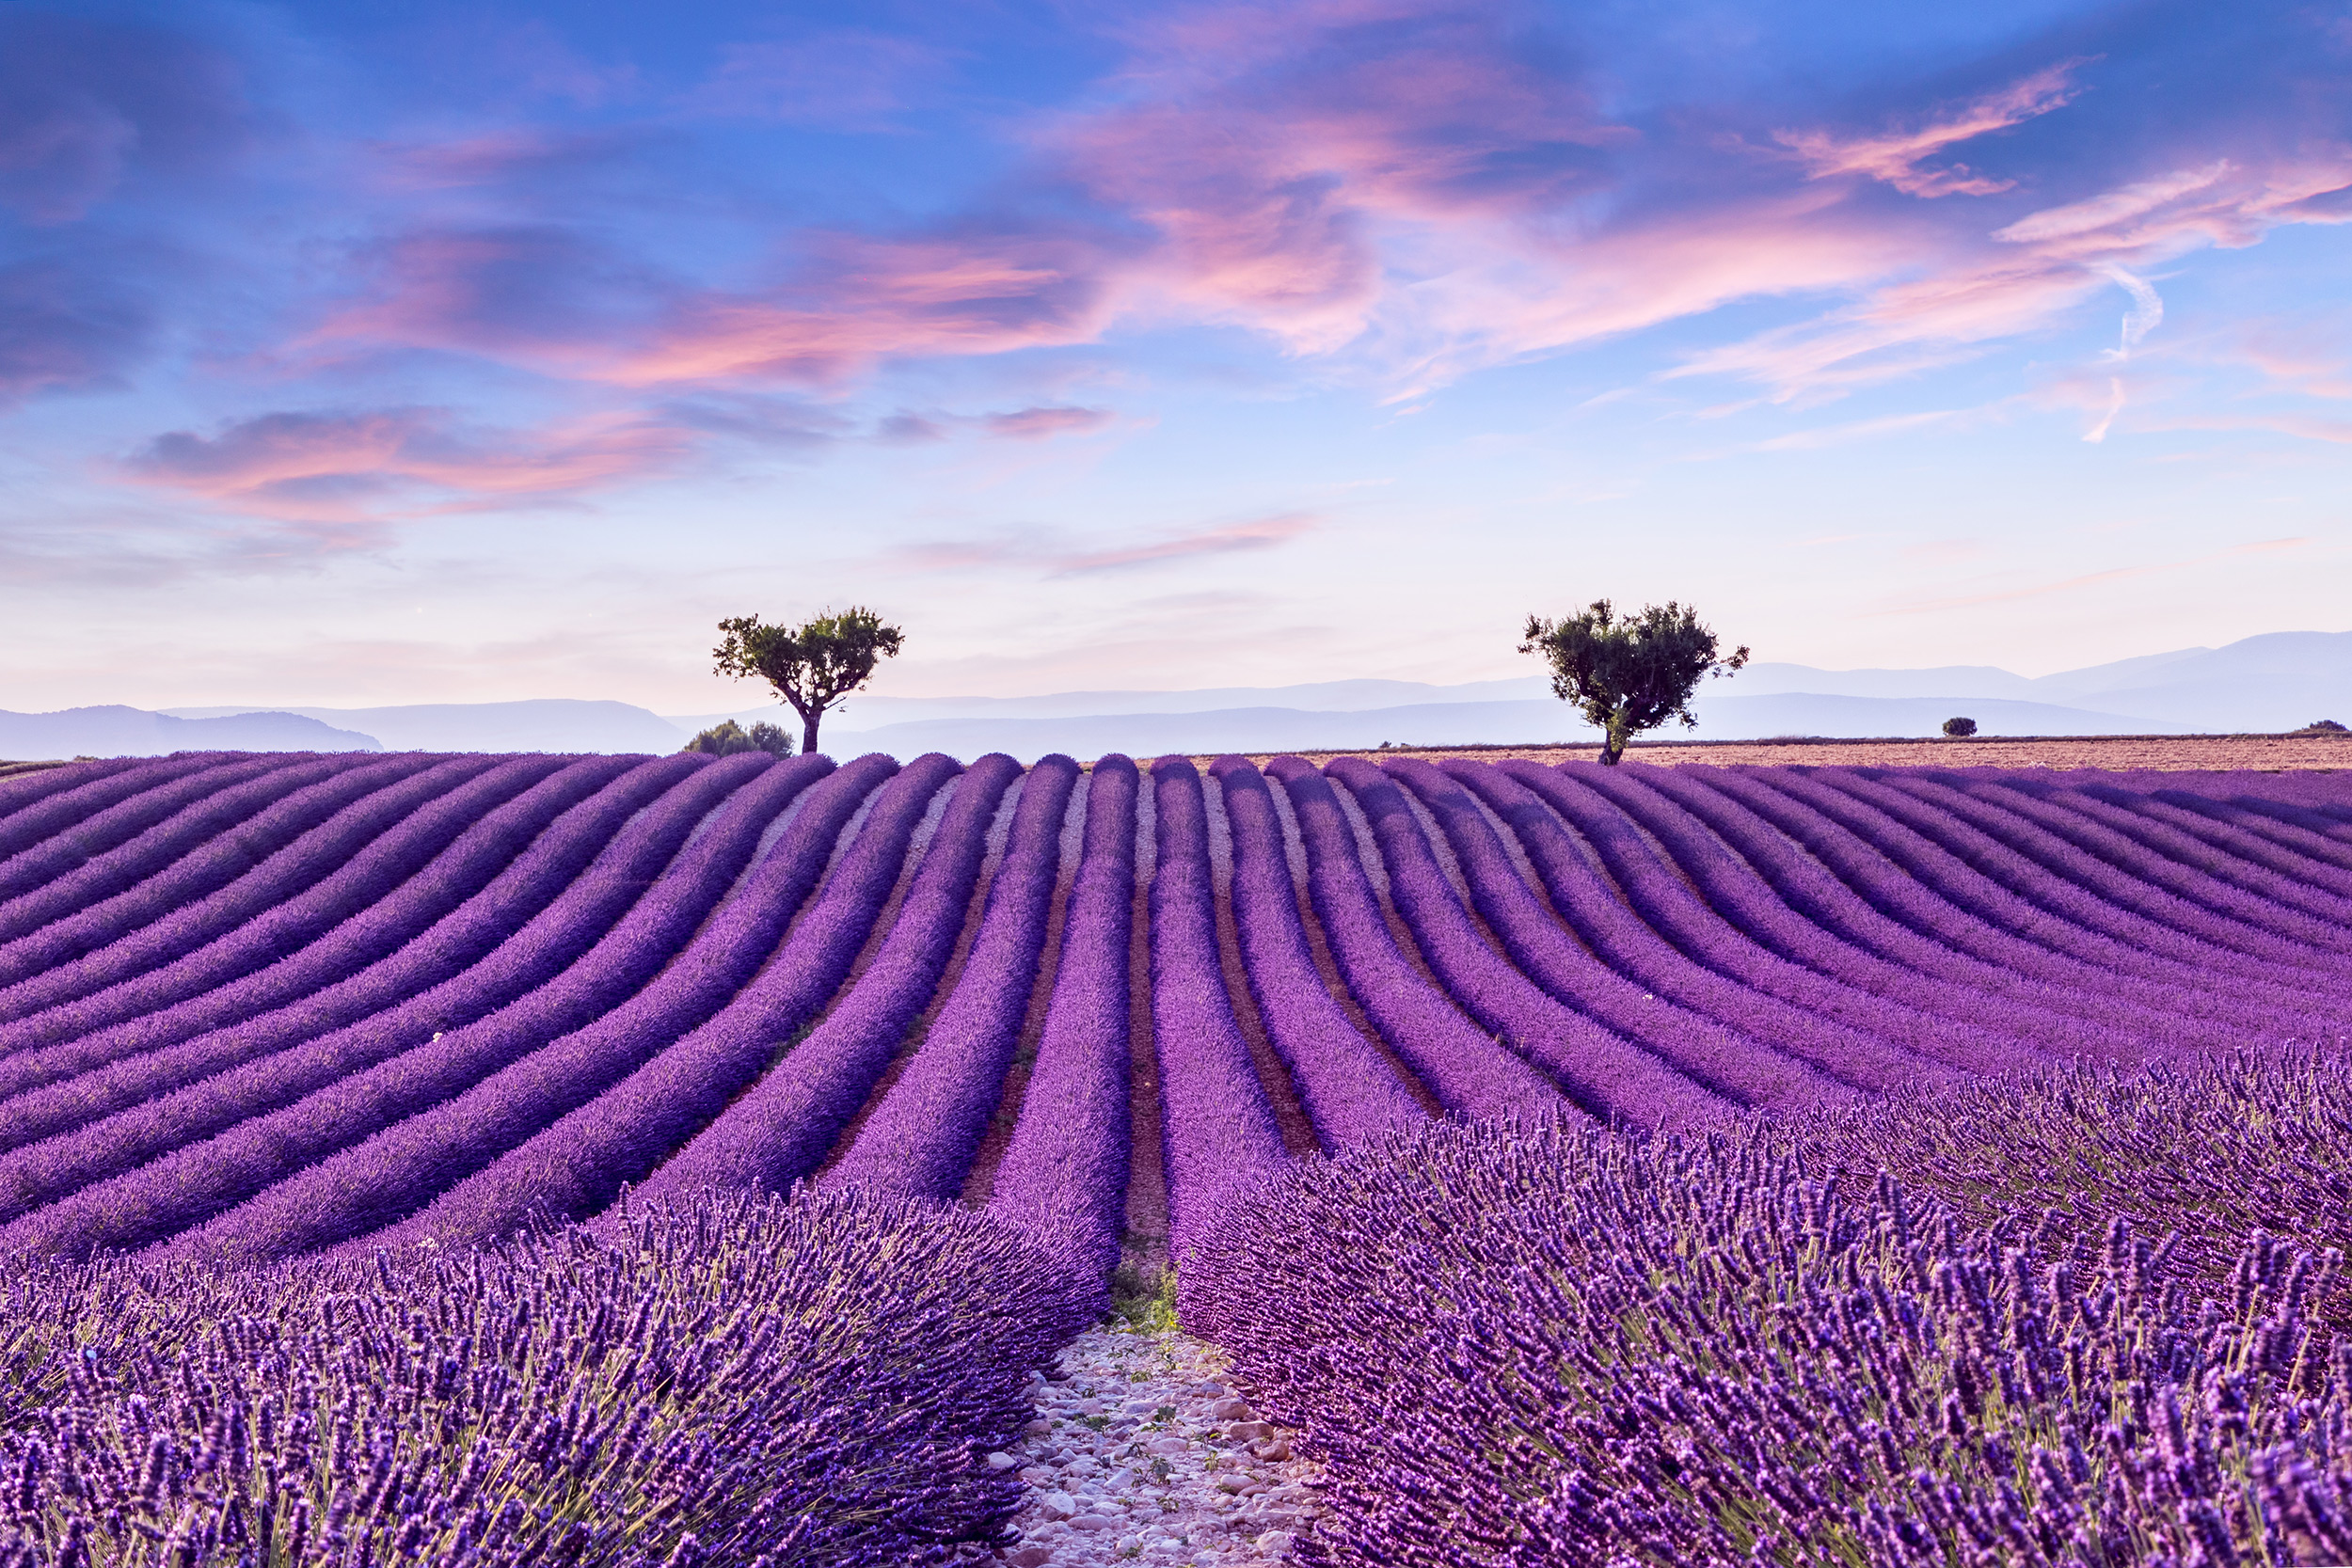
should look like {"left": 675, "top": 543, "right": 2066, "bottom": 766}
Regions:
{"left": 713, "top": 607, "right": 906, "bottom": 755}
{"left": 1519, "top": 600, "right": 1748, "bottom": 765}
{"left": 682, "top": 720, "right": 795, "bottom": 757}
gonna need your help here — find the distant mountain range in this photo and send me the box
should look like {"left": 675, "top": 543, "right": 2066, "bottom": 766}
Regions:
{"left": 163, "top": 700, "right": 683, "bottom": 754}
{"left": 0, "top": 628, "right": 2334, "bottom": 758}
{"left": 0, "top": 706, "right": 378, "bottom": 757}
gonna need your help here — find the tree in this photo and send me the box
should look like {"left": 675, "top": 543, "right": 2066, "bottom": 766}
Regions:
{"left": 1942, "top": 716, "right": 1979, "bottom": 737}
{"left": 1519, "top": 600, "right": 1749, "bottom": 766}
{"left": 682, "top": 720, "right": 794, "bottom": 756}
{"left": 713, "top": 607, "right": 906, "bottom": 755}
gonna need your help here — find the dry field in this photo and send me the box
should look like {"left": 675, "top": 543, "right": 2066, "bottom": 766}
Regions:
{"left": 1212, "top": 732, "right": 2352, "bottom": 772}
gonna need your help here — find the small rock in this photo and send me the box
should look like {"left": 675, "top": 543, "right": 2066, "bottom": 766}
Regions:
{"left": 1208, "top": 1397, "right": 1255, "bottom": 1421}
{"left": 1255, "top": 1528, "right": 1296, "bottom": 1555}
{"left": 1226, "top": 1421, "right": 1275, "bottom": 1442}
{"left": 1145, "top": 1435, "right": 1187, "bottom": 1456}
{"left": 1023, "top": 1418, "right": 1052, "bottom": 1436}
{"left": 1006, "top": 1547, "right": 1052, "bottom": 1568}
{"left": 1018, "top": 1466, "right": 1053, "bottom": 1484}
{"left": 1251, "top": 1436, "right": 1292, "bottom": 1462}
{"left": 1123, "top": 1398, "right": 1159, "bottom": 1415}
{"left": 985, "top": 1451, "right": 1016, "bottom": 1471}
{"left": 1215, "top": 1477, "right": 1248, "bottom": 1495}
{"left": 1069, "top": 1514, "right": 1118, "bottom": 1532}
{"left": 1041, "top": 1492, "right": 1077, "bottom": 1520}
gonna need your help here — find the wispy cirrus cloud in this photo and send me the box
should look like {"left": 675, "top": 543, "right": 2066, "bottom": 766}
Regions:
{"left": 901, "top": 511, "right": 1319, "bottom": 576}
{"left": 1771, "top": 62, "right": 2086, "bottom": 198}
{"left": 119, "top": 406, "right": 692, "bottom": 521}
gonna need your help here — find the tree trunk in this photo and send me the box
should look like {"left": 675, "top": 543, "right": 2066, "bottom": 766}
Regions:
{"left": 802, "top": 710, "right": 822, "bottom": 755}
{"left": 1600, "top": 711, "right": 1629, "bottom": 766}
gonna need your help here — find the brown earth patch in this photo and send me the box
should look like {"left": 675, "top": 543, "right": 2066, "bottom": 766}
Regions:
{"left": 1196, "top": 733, "right": 2352, "bottom": 772}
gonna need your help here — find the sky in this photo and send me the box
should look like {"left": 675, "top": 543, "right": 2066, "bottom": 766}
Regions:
{"left": 2, "top": 0, "right": 2348, "bottom": 714}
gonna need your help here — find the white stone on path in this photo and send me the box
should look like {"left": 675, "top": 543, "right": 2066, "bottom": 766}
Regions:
{"left": 978, "top": 1321, "right": 1325, "bottom": 1566}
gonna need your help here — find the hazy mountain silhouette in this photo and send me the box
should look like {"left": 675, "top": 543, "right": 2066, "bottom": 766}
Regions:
{"left": 68, "top": 628, "right": 2346, "bottom": 758}
{"left": 0, "top": 707, "right": 379, "bottom": 758}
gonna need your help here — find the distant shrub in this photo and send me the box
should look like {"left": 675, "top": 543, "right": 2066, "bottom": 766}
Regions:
{"left": 2292, "top": 719, "right": 2349, "bottom": 736}
{"left": 1942, "top": 715, "right": 1978, "bottom": 736}
{"left": 683, "top": 718, "right": 794, "bottom": 756}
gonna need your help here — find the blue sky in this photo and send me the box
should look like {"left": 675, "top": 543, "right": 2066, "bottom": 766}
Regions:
{"left": 3, "top": 0, "right": 2347, "bottom": 712}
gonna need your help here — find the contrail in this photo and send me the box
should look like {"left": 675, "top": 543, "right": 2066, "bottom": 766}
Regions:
{"left": 2085, "top": 264, "right": 2162, "bottom": 441}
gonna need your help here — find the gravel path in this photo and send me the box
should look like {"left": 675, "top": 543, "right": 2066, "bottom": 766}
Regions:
{"left": 965, "top": 1321, "right": 1324, "bottom": 1566}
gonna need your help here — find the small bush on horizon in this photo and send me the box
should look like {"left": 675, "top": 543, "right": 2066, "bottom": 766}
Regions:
{"left": 682, "top": 718, "right": 794, "bottom": 756}
{"left": 1943, "top": 715, "right": 1979, "bottom": 736}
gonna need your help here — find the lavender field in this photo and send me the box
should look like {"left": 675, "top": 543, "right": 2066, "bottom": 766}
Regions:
{"left": 3, "top": 747, "right": 2351, "bottom": 1565}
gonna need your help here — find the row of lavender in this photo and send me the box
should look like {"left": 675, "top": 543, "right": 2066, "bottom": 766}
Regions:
{"left": 1184, "top": 1052, "right": 2352, "bottom": 1566}
{"left": 0, "top": 748, "right": 2347, "bottom": 1270}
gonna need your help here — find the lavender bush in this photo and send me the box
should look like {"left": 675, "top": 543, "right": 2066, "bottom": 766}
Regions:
{"left": 1325, "top": 755, "right": 1740, "bottom": 1127}
{"left": 0, "top": 1187, "right": 1095, "bottom": 1566}
{"left": 0, "top": 754, "right": 600, "bottom": 1111}
{"left": 821, "top": 754, "right": 1080, "bottom": 1202}
{"left": 1261, "top": 756, "right": 1565, "bottom": 1123}
{"left": 0, "top": 754, "right": 709, "bottom": 1236}
{"left": 1144, "top": 755, "right": 1286, "bottom": 1251}
{"left": 1205, "top": 755, "right": 1425, "bottom": 1152}
{"left": 1797, "top": 1049, "right": 2352, "bottom": 1335}
{"left": 1185, "top": 1069, "right": 2352, "bottom": 1567}
{"left": 0, "top": 753, "right": 768, "bottom": 1261}
{"left": 988, "top": 755, "right": 1141, "bottom": 1280}
{"left": 0, "top": 753, "right": 311, "bottom": 925}
{"left": 0, "top": 754, "right": 471, "bottom": 1035}
{"left": 0, "top": 758, "right": 208, "bottom": 867}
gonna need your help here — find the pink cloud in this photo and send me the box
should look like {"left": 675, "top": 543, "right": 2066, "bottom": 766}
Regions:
{"left": 900, "top": 511, "right": 1319, "bottom": 576}
{"left": 1056, "top": 511, "right": 1317, "bottom": 573}
{"left": 2232, "top": 325, "right": 2352, "bottom": 401}
{"left": 1045, "top": 0, "right": 1626, "bottom": 351}
{"left": 250, "top": 0, "right": 2352, "bottom": 451}
{"left": 295, "top": 228, "right": 670, "bottom": 377}
{"left": 1772, "top": 63, "right": 2086, "bottom": 198}
{"left": 119, "top": 407, "right": 691, "bottom": 521}
{"left": 1670, "top": 150, "right": 2352, "bottom": 402}
{"left": 1994, "top": 153, "right": 2352, "bottom": 259}
{"left": 983, "top": 405, "right": 1112, "bottom": 439}
{"left": 593, "top": 230, "right": 1119, "bottom": 386}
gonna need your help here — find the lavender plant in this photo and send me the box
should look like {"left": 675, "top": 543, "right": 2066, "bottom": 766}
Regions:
{"left": 0, "top": 753, "right": 315, "bottom": 925}
{"left": 1185, "top": 1084, "right": 2352, "bottom": 1567}
{"left": 1205, "top": 755, "right": 1425, "bottom": 1152}
{"left": 1325, "top": 755, "right": 1741, "bottom": 1127}
{"left": 0, "top": 754, "right": 600, "bottom": 1112}
{"left": 0, "top": 754, "right": 713, "bottom": 1237}
{"left": 987, "top": 755, "right": 1141, "bottom": 1281}
{"left": 1261, "top": 756, "right": 1565, "bottom": 1123}
{"left": 1144, "top": 755, "right": 1287, "bottom": 1251}
{"left": 0, "top": 754, "right": 475, "bottom": 1035}
{"left": 821, "top": 754, "right": 1080, "bottom": 1202}
{"left": 0, "top": 1187, "right": 1095, "bottom": 1566}
{"left": 1796, "top": 1049, "right": 2352, "bottom": 1335}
